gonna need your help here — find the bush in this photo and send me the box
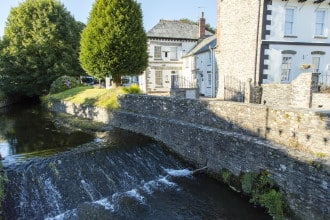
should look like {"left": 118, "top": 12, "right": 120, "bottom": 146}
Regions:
{"left": 122, "top": 84, "right": 142, "bottom": 94}
{"left": 49, "top": 76, "right": 80, "bottom": 94}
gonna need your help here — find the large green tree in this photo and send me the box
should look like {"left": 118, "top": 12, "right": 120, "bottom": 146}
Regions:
{"left": 0, "top": 0, "right": 84, "bottom": 97}
{"left": 79, "top": 0, "right": 148, "bottom": 86}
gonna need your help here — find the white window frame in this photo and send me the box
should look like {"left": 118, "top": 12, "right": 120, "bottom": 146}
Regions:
{"left": 312, "top": 56, "right": 321, "bottom": 73}
{"left": 154, "top": 46, "right": 162, "bottom": 60}
{"left": 155, "top": 70, "right": 163, "bottom": 87}
{"left": 281, "top": 56, "right": 293, "bottom": 83}
{"left": 284, "top": 7, "right": 296, "bottom": 36}
{"left": 315, "top": 9, "right": 327, "bottom": 37}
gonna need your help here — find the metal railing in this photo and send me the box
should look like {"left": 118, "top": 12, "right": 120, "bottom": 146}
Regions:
{"left": 171, "top": 75, "right": 197, "bottom": 89}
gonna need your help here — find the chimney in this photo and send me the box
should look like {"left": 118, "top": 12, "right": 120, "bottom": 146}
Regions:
{"left": 199, "top": 12, "right": 206, "bottom": 39}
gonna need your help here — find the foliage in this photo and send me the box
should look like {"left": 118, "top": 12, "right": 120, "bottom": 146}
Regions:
{"left": 47, "top": 86, "right": 137, "bottom": 110}
{"left": 179, "top": 18, "right": 216, "bottom": 34}
{"left": 246, "top": 171, "right": 286, "bottom": 220}
{"left": 0, "top": 163, "right": 8, "bottom": 210}
{"left": 122, "top": 84, "right": 141, "bottom": 94}
{"left": 79, "top": 0, "right": 148, "bottom": 86}
{"left": 221, "top": 169, "right": 232, "bottom": 184}
{"left": 241, "top": 172, "right": 258, "bottom": 194}
{"left": 49, "top": 75, "right": 80, "bottom": 94}
{"left": 0, "top": 0, "right": 84, "bottom": 97}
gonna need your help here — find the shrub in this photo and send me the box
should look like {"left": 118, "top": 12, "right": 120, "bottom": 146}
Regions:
{"left": 49, "top": 75, "right": 80, "bottom": 94}
{"left": 122, "top": 84, "right": 142, "bottom": 94}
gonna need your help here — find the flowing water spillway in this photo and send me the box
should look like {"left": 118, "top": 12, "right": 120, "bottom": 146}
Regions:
{"left": 0, "top": 104, "right": 271, "bottom": 220}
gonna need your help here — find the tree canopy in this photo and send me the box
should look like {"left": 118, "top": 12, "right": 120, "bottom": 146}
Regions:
{"left": 0, "top": 0, "right": 84, "bottom": 97}
{"left": 79, "top": 0, "right": 148, "bottom": 86}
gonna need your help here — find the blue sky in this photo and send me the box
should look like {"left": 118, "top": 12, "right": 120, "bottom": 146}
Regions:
{"left": 0, "top": 0, "right": 217, "bottom": 37}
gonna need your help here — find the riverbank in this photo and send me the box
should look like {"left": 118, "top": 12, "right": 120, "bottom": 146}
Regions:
{"left": 47, "top": 93, "right": 330, "bottom": 220}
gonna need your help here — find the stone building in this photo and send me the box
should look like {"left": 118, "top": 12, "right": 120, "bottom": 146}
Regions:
{"left": 139, "top": 15, "right": 213, "bottom": 94}
{"left": 216, "top": 0, "right": 330, "bottom": 100}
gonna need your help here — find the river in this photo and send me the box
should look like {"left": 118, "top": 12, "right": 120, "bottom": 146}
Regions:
{"left": 0, "top": 104, "right": 271, "bottom": 220}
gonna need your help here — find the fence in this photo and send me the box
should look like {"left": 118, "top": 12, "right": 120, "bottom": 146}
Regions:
{"left": 223, "top": 76, "right": 245, "bottom": 102}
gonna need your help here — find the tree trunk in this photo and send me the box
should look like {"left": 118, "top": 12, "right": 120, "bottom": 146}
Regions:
{"left": 112, "top": 74, "right": 121, "bottom": 87}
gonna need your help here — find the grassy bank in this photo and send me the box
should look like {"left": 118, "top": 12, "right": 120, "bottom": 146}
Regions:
{"left": 43, "top": 84, "right": 141, "bottom": 110}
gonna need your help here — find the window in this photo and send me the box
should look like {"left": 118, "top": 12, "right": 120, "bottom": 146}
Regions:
{"left": 207, "top": 71, "right": 212, "bottom": 86}
{"left": 170, "top": 47, "right": 178, "bottom": 60}
{"left": 315, "top": 10, "right": 326, "bottom": 36}
{"left": 312, "top": 57, "right": 320, "bottom": 72}
{"left": 155, "top": 70, "right": 163, "bottom": 87}
{"left": 154, "top": 46, "right": 161, "bottom": 59}
{"left": 284, "top": 8, "right": 295, "bottom": 35}
{"left": 281, "top": 56, "right": 292, "bottom": 82}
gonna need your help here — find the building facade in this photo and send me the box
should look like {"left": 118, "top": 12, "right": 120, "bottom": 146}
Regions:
{"left": 216, "top": 0, "right": 330, "bottom": 100}
{"left": 182, "top": 35, "right": 218, "bottom": 97}
{"left": 139, "top": 17, "right": 213, "bottom": 93}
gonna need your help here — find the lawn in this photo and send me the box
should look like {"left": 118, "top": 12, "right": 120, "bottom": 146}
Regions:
{"left": 47, "top": 84, "right": 140, "bottom": 110}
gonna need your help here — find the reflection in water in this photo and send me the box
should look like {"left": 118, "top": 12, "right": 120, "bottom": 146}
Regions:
{"left": 0, "top": 104, "right": 94, "bottom": 164}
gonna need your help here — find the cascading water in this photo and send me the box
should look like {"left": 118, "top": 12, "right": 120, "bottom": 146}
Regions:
{"left": 1, "top": 104, "right": 272, "bottom": 220}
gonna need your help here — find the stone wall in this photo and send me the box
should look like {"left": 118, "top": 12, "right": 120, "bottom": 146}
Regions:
{"left": 50, "top": 96, "right": 330, "bottom": 220}
{"left": 312, "top": 93, "right": 330, "bottom": 110}
{"left": 261, "top": 72, "right": 328, "bottom": 109}
{"left": 261, "top": 84, "right": 292, "bottom": 107}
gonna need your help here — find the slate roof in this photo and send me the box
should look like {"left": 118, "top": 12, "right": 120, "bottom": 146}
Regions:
{"left": 184, "top": 35, "right": 217, "bottom": 57}
{"left": 147, "top": 20, "right": 213, "bottom": 40}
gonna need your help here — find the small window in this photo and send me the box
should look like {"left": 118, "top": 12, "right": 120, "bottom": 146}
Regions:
{"left": 154, "top": 46, "right": 162, "bottom": 59}
{"left": 164, "top": 52, "right": 168, "bottom": 58}
{"left": 315, "top": 10, "right": 326, "bottom": 36}
{"left": 284, "top": 8, "right": 295, "bottom": 35}
{"left": 281, "top": 56, "right": 292, "bottom": 82}
{"left": 155, "top": 70, "right": 163, "bottom": 87}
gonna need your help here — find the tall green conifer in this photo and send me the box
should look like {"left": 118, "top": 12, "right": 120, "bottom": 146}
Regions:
{"left": 79, "top": 0, "right": 148, "bottom": 86}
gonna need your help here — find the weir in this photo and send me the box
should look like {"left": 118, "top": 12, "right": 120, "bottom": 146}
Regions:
{"left": 1, "top": 104, "right": 271, "bottom": 219}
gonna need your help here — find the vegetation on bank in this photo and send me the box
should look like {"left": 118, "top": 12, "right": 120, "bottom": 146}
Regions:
{"left": 218, "top": 169, "right": 291, "bottom": 220}
{"left": 0, "top": 163, "right": 7, "bottom": 213}
{"left": 43, "top": 84, "right": 141, "bottom": 110}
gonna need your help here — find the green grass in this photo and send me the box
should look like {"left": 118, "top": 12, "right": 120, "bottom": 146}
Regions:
{"left": 46, "top": 84, "right": 141, "bottom": 110}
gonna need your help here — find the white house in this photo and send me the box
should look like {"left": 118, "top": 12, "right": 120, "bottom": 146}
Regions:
{"left": 262, "top": 0, "right": 330, "bottom": 85}
{"left": 139, "top": 15, "right": 213, "bottom": 93}
{"left": 216, "top": 0, "right": 330, "bottom": 100}
{"left": 182, "top": 35, "right": 217, "bottom": 97}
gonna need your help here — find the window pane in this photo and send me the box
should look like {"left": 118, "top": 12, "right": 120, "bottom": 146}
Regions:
{"left": 285, "top": 9, "right": 294, "bottom": 35}
{"left": 315, "top": 10, "right": 325, "bottom": 35}
{"left": 155, "top": 70, "right": 163, "bottom": 86}
{"left": 281, "top": 56, "right": 292, "bottom": 82}
{"left": 312, "top": 57, "right": 320, "bottom": 72}
{"left": 154, "top": 46, "right": 161, "bottom": 59}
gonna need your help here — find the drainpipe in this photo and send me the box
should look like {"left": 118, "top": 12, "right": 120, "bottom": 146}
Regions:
{"left": 254, "top": 0, "right": 262, "bottom": 86}
{"left": 209, "top": 45, "right": 216, "bottom": 98}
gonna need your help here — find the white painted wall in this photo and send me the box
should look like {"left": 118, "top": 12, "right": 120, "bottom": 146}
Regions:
{"left": 264, "top": 0, "right": 330, "bottom": 85}
{"left": 267, "top": 1, "right": 330, "bottom": 43}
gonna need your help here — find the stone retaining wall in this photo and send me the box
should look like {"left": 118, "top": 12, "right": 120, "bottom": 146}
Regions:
{"left": 50, "top": 96, "right": 330, "bottom": 220}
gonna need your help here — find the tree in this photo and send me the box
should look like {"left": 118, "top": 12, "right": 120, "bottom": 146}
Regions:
{"left": 0, "top": 0, "right": 84, "bottom": 97}
{"left": 79, "top": 0, "right": 148, "bottom": 87}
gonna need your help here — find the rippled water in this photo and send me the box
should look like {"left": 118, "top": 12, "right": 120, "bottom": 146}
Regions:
{"left": 0, "top": 104, "right": 271, "bottom": 220}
